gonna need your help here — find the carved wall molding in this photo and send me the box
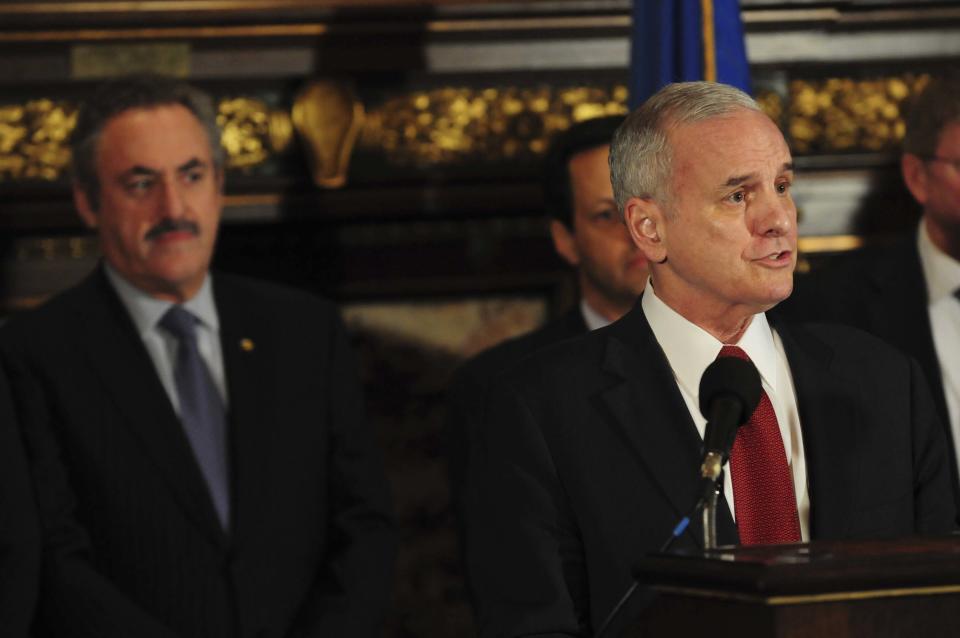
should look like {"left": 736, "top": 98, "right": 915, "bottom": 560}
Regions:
{"left": 0, "top": 73, "right": 943, "bottom": 186}
{"left": 293, "top": 81, "right": 364, "bottom": 188}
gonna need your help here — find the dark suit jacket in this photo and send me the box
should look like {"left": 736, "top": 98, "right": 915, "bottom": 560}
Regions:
{"left": 0, "top": 366, "right": 40, "bottom": 637}
{"left": 445, "top": 306, "right": 588, "bottom": 507}
{"left": 464, "top": 302, "right": 956, "bottom": 638}
{"left": 0, "top": 268, "right": 396, "bottom": 638}
{"left": 782, "top": 237, "right": 960, "bottom": 515}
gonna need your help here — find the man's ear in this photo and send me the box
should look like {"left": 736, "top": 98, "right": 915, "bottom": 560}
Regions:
{"left": 901, "top": 153, "right": 929, "bottom": 207}
{"left": 550, "top": 219, "right": 580, "bottom": 267}
{"left": 73, "top": 185, "right": 99, "bottom": 229}
{"left": 624, "top": 196, "right": 667, "bottom": 264}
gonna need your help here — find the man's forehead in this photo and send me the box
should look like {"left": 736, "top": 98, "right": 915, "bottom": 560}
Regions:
{"left": 96, "top": 105, "right": 212, "bottom": 172}
{"left": 673, "top": 112, "right": 791, "bottom": 168}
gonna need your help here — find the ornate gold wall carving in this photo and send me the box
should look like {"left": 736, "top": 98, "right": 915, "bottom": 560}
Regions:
{"left": 292, "top": 80, "right": 364, "bottom": 188}
{"left": 785, "top": 74, "right": 930, "bottom": 154}
{"left": 0, "top": 74, "right": 938, "bottom": 185}
{"left": 0, "top": 99, "right": 75, "bottom": 181}
{"left": 0, "top": 96, "right": 292, "bottom": 182}
{"left": 217, "top": 97, "right": 293, "bottom": 170}
{"left": 359, "top": 84, "right": 629, "bottom": 166}
{"left": 0, "top": 84, "right": 629, "bottom": 183}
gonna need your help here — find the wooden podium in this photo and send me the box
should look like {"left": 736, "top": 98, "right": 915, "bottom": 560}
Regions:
{"left": 627, "top": 536, "right": 960, "bottom": 638}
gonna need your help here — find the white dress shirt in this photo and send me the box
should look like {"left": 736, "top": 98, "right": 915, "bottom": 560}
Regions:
{"left": 580, "top": 298, "right": 614, "bottom": 332}
{"left": 104, "top": 264, "right": 229, "bottom": 414}
{"left": 918, "top": 219, "right": 960, "bottom": 476}
{"left": 641, "top": 283, "right": 810, "bottom": 540}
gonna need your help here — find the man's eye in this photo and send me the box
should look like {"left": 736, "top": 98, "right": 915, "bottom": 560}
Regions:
{"left": 776, "top": 181, "right": 792, "bottom": 195}
{"left": 728, "top": 191, "right": 745, "bottom": 204}
{"left": 125, "top": 178, "right": 153, "bottom": 193}
{"left": 184, "top": 170, "right": 205, "bottom": 184}
{"left": 593, "top": 209, "right": 616, "bottom": 222}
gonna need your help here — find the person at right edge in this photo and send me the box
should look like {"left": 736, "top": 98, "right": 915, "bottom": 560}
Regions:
{"left": 464, "top": 81, "right": 957, "bottom": 638}
{"left": 784, "top": 75, "right": 960, "bottom": 520}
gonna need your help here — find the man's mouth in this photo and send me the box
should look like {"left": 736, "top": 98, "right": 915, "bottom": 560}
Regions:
{"left": 755, "top": 250, "right": 793, "bottom": 266}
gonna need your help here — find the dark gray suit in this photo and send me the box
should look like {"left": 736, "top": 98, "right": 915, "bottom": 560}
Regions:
{"left": 0, "top": 267, "right": 396, "bottom": 638}
{"left": 465, "top": 301, "right": 956, "bottom": 637}
{"left": 445, "top": 306, "right": 588, "bottom": 508}
{"left": 783, "top": 236, "right": 960, "bottom": 517}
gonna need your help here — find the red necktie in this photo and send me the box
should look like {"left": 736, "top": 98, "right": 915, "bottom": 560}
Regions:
{"left": 718, "top": 345, "right": 801, "bottom": 546}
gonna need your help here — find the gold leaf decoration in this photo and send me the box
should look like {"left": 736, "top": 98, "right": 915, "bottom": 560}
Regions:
{"left": 785, "top": 75, "right": 930, "bottom": 154}
{"left": 0, "top": 75, "right": 944, "bottom": 185}
{"left": 0, "top": 100, "right": 76, "bottom": 181}
{"left": 360, "top": 84, "right": 629, "bottom": 166}
{"left": 217, "top": 97, "right": 293, "bottom": 171}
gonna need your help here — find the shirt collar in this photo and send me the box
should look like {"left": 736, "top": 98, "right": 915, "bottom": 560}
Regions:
{"left": 641, "top": 280, "right": 779, "bottom": 400}
{"left": 580, "top": 298, "right": 612, "bottom": 331}
{"left": 103, "top": 263, "right": 219, "bottom": 336}
{"left": 918, "top": 217, "right": 960, "bottom": 304}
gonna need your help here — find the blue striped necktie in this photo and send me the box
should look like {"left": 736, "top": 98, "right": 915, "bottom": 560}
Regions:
{"left": 159, "top": 305, "right": 230, "bottom": 530}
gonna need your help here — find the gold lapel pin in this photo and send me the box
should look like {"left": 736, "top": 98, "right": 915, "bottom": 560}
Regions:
{"left": 240, "top": 338, "right": 255, "bottom": 352}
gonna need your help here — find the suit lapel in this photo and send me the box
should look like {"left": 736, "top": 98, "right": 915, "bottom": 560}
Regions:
{"left": 214, "top": 275, "right": 273, "bottom": 548}
{"left": 75, "top": 270, "right": 227, "bottom": 545}
{"left": 776, "top": 320, "right": 860, "bottom": 539}
{"left": 878, "top": 242, "right": 948, "bottom": 424}
{"left": 598, "top": 305, "right": 738, "bottom": 548}
{"left": 867, "top": 240, "right": 960, "bottom": 514}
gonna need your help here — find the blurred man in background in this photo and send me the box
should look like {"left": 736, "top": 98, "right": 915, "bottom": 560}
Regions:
{"left": 785, "top": 75, "right": 960, "bottom": 517}
{"left": 0, "top": 75, "right": 395, "bottom": 638}
{"left": 445, "top": 114, "right": 648, "bottom": 519}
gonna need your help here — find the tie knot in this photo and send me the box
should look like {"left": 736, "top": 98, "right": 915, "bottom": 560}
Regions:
{"left": 159, "top": 305, "right": 199, "bottom": 341}
{"left": 718, "top": 344, "right": 749, "bottom": 362}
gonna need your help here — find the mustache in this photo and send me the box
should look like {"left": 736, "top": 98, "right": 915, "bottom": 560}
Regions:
{"left": 144, "top": 219, "right": 199, "bottom": 241}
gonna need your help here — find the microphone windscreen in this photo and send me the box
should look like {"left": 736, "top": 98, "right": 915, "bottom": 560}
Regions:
{"left": 698, "top": 356, "right": 762, "bottom": 422}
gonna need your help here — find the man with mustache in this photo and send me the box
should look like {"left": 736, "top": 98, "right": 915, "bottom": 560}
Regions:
{"left": 0, "top": 76, "right": 396, "bottom": 638}
{"left": 464, "top": 82, "right": 955, "bottom": 637}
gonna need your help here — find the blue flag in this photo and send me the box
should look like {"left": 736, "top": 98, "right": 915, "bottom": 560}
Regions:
{"left": 629, "top": 0, "right": 751, "bottom": 108}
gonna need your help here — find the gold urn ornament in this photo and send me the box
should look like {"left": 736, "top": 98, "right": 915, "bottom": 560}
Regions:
{"left": 292, "top": 80, "right": 364, "bottom": 189}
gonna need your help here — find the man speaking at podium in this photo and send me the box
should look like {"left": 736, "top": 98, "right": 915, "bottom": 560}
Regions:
{"left": 463, "top": 81, "right": 956, "bottom": 637}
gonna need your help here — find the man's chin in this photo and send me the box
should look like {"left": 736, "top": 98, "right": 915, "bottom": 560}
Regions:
{"left": 133, "top": 263, "right": 209, "bottom": 301}
{"left": 763, "top": 286, "right": 795, "bottom": 311}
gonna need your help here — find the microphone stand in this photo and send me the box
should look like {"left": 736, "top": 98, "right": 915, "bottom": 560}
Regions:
{"left": 700, "top": 451, "right": 725, "bottom": 550}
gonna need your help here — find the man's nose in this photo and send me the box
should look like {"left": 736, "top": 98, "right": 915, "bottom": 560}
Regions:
{"left": 157, "top": 177, "right": 187, "bottom": 218}
{"left": 755, "top": 191, "right": 795, "bottom": 237}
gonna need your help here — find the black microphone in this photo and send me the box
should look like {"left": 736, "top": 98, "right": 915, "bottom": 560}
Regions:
{"left": 697, "top": 357, "right": 762, "bottom": 485}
